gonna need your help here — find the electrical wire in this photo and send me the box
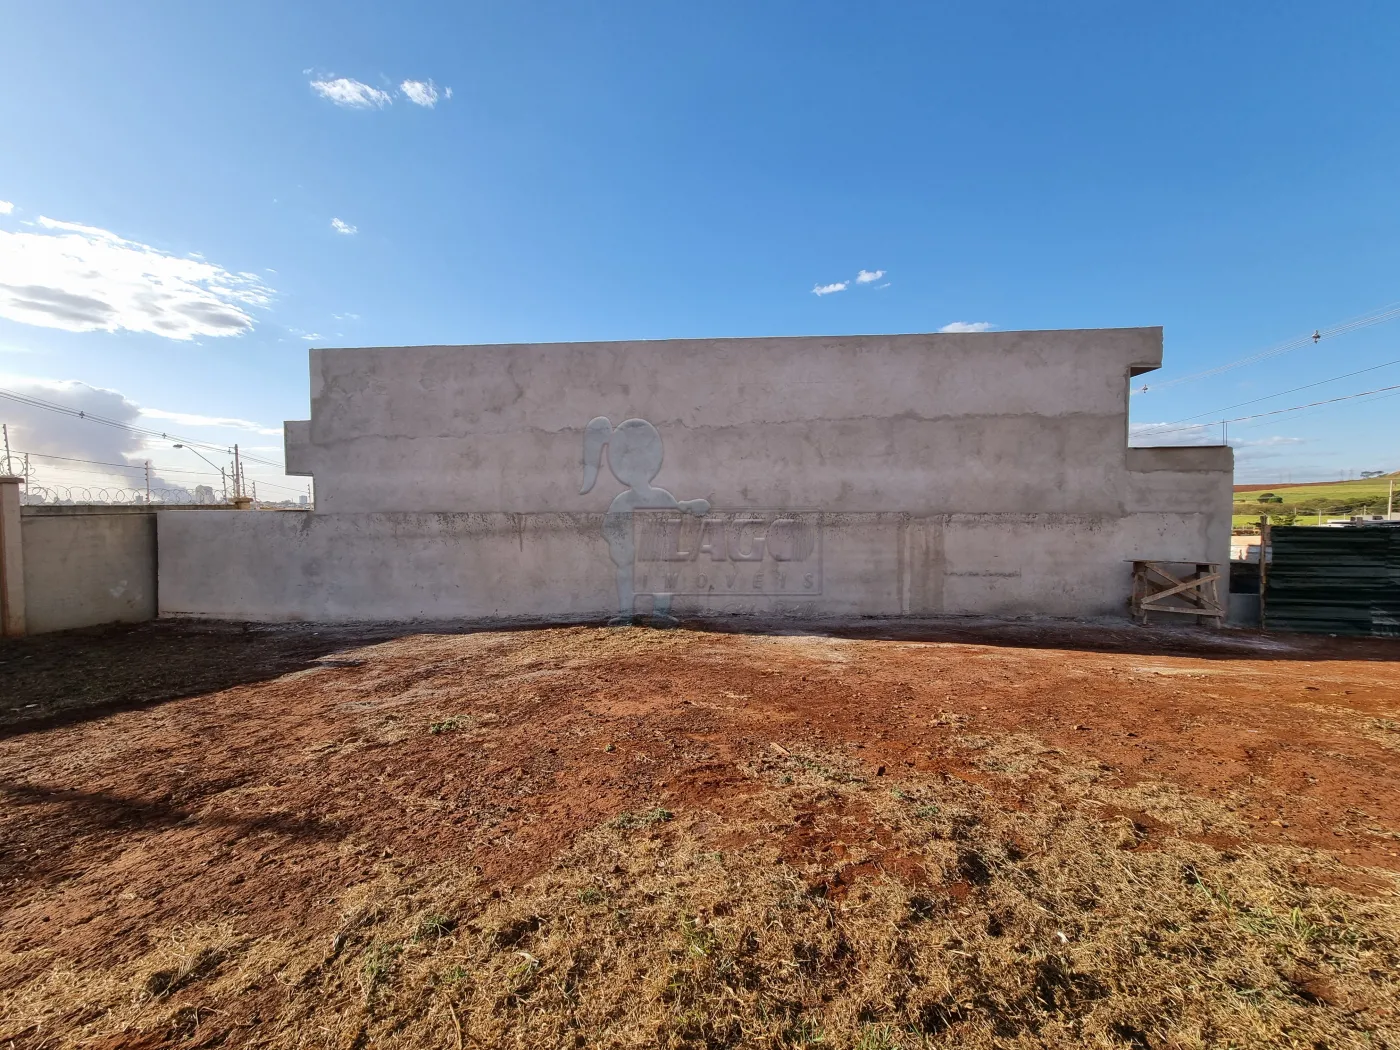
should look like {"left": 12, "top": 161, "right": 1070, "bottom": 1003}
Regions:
{"left": 1137, "top": 301, "right": 1400, "bottom": 394}
{"left": 1133, "top": 356, "right": 1400, "bottom": 435}
{"left": 4, "top": 447, "right": 303, "bottom": 495}
{"left": 9, "top": 449, "right": 228, "bottom": 477}
{"left": 0, "top": 386, "right": 290, "bottom": 471}
{"left": 1235, "top": 387, "right": 1400, "bottom": 431}
{"left": 1144, "top": 382, "right": 1400, "bottom": 438}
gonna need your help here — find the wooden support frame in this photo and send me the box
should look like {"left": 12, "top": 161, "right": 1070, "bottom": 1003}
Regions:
{"left": 1130, "top": 561, "right": 1224, "bottom": 627}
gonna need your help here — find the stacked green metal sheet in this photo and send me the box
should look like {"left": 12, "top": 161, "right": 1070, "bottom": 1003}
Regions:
{"left": 1380, "top": 528, "right": 1400, "bottom": 638}
{"left": 1265, "top": 526, "right": 1399, "bottom": 637}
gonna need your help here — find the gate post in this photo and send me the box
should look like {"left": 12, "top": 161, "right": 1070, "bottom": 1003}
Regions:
{"left": 0, "top": 476, "right": 24, "bottom": 637}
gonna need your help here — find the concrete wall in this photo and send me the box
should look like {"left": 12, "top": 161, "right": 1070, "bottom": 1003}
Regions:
{"left": 158, "top": 506, "right": 1231, "bottom": 624}
{"left": 157, "top": 328, "right": 1234, "bottom": 625}
{"left": 286, "top": 329, "right": 1167, "bottom": 515}
{"left": 20, "top": 506, "right": 158, "bottom": 634}
{"left": 0, "top": 477, "right": 23, "bottom": 636}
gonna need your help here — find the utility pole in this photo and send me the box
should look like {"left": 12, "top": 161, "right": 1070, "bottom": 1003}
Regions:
{"left": 1390, "top": 478, "right": 1395, "bottom": 519}
{"left": 144, "top": 460, "right": 151, "bottom": 504}
{"left": 233, "top": 444, "right": 242, "bottom": 498}
{"left": 1, "top": 423, "right": 10, "bottom": 476}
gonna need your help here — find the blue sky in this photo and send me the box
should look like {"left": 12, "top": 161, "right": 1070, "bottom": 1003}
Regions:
{"left": 1, "top": 1, "right": 1398, "bottom": 497}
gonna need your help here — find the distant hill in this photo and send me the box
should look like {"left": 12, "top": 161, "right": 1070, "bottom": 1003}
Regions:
{"left": 1233, "top": 477, "right": 1395, "bottom": 502}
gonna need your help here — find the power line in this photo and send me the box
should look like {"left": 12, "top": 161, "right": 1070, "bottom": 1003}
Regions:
{"left": 1134, "top": 356, "right": 1400, "bottom": 435}
{"left": 9, "top": 446, "right": 303, "bottom": 494}
{"left": 1136, "top": 301, "right": 1400, "bottom": 394}
{"left": 1143, "top": 382, "right": 1400, "bottom": 438}
{"left": 0, "top": 386, "right": 289, "bottom": 471}
{"left": 11, "top": 449, "right": 227, "bottom": 477}
{"left": 0, "top": 387, "right": 231, "bottom": 454}
{"left": 1236, "top": 387, "right": 1400, "bottom": 431}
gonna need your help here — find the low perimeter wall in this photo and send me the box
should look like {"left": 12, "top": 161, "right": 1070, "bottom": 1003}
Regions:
{"left": 157, "top": 504, "right": 1229, "bottom": 624}
{"left": 19, "top": 506, "right": 158, "bottom": 634}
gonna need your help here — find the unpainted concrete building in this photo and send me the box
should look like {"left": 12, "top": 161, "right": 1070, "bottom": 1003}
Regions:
{"left": 157, "top": 328, "right": 1233, "bottom": 623}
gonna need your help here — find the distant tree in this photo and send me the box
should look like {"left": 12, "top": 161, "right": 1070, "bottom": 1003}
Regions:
{"left": 1360, "top": 470, "right": 1387, "bottom": 479}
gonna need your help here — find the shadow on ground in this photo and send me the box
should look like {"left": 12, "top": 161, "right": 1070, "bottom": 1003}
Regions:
{"left": 2, "top": 612, "right": 1394, "bottom": 740}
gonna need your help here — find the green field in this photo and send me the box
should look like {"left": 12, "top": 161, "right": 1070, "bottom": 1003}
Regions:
{"left": 1232, "top": 475, "right": 1397, "bottom": 530}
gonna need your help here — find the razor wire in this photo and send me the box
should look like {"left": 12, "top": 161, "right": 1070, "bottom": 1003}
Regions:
{"left": 20, "top": 484, "right": 232, "bottom": 506}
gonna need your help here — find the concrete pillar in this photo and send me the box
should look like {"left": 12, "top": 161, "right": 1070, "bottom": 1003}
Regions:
{"left": 0, "top": 476, "right": 24, "bottom": 637}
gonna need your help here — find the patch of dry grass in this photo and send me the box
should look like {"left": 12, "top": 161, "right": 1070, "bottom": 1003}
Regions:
{"left": 5, "top": 743, "right": 1399, "bottom": 1049}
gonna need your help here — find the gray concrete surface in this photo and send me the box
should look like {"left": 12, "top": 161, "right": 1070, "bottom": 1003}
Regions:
{"left": 159, "top": 507, "right": 1229, "bottom": 623}
{"left": 0, "top": 478, "right": 23, "bottom": 636}
{"left": 286, "top": 329, "right": 1170, "bottom": 515}
{"left": 159, "top": 328, "right": 1233, "bottom": 624}
{"left": 21, "top": 506, "right": 158, "bottom": 634}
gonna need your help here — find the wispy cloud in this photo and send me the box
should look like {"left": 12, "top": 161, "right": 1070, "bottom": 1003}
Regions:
{"left": 400, "top": 79, "right": 445, "bottom": 107}
{"left": 1129, "top": 424, "right": 1306, "bottom": 464}
{"left": 310, "top": 77, "right": 392, "bottom": 109}
{"left": 815, "top": 268, "right": 888, "bottom": 296}
{"left": 301, "top": 333, "right": 323, "bottom": 342}
{"left": 0, "top": 201, "right": 13, "bottom": 216}
{"left": 0, "top": 214, "right": 272, "bottom": 339}
{"left": 140, "top": 407, "right": 283, "bottom": 436}
{"left": 330, "top": 217, "right": 357, "bottom": 235}
{"left": 939, "top": 321, "right": 995, "bottom": 333}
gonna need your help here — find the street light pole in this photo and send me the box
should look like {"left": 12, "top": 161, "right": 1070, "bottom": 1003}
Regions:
{"left": 173, "top": 444, "right": 233, "bottom": 503}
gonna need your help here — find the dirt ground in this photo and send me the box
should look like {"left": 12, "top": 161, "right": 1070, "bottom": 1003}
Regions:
{"left": 1, "top": 618, "right": 1398, "bottom": 1049}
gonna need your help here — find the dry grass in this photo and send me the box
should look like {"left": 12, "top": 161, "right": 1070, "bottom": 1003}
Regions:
{"left": 6, "top": 739, "right": 1398, "bottom": 1050}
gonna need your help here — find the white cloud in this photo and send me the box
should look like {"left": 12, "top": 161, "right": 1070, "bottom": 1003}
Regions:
{"left": 139, "top": 406, "right": 282, "bottom": 436}
{"left": 0, "top": 377, "right": 187, "bottom": 492}
{"left": 939, "top": 321, "right": 995, "bottom": 333}
{"left": 400, "top": 79, "right": 443, "bottom": 107}
{"left": 310, "top": 77, "right": 392, "bottom": 109}
{"left": 1129, "top": 423, "right": 1220, "bottom": 447}
{"left": 301, "top": 332, "right": 323, "bottom": 342}
{"left": 0, "top": 201, "right": 13, "bottom": 215}
{"left": 855, "top": 269, "right": 885, "bottom": 284}
{"left": 1129, "top": 425, "right": 1305, "bottom": 461}
{"left": 445, "top": 87, "right": 454, "bottom": 100}
{"left": 330, "top": 217, "right": 357, "bottom": 235}
{"left": 0, "top": 215, "right": 272, "bottom": 339}
{"left": 812, "top": 281, "right": 849, "bottom": 296}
